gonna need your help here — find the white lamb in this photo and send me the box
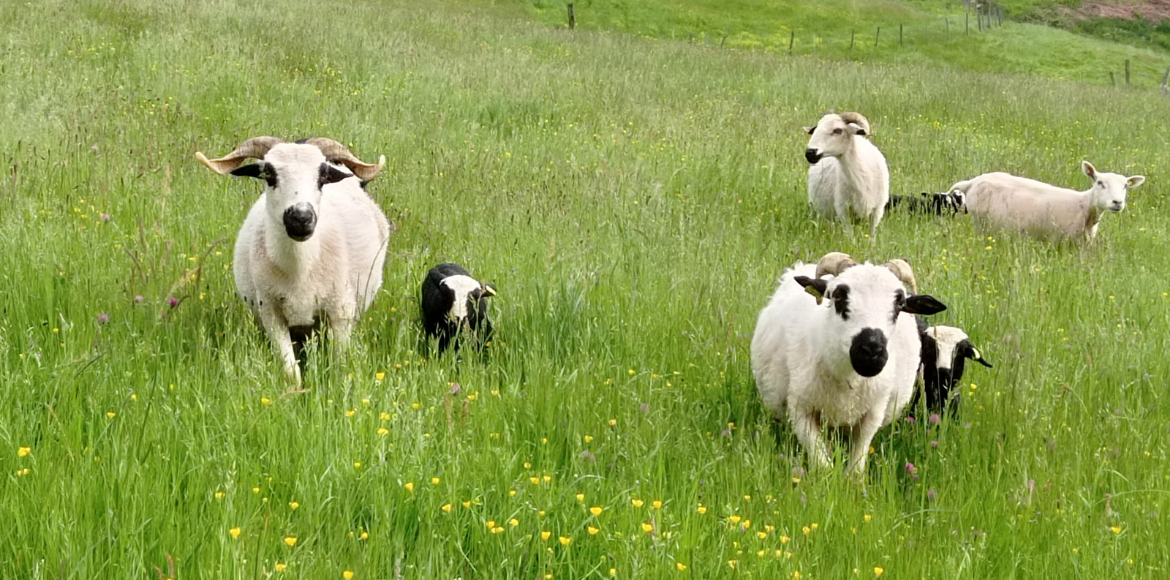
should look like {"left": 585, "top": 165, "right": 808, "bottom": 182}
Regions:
{"left": 804, "top": 112, "right": 890, "bottom": 236}
{"left": 950, "top": 161, "right": 1145, "bottom": 242}
{"left": 751, "top": 253, "right": 947, "bottom": 478}
{"left": 196, "top": 137, "right": 392, "bottom": 386}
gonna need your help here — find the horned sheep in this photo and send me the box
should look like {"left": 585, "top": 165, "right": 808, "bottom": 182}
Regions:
{"left": 804, "top": 112, "right": 890, "bottom": 236}
{"left": 196, "top": 137, "right": 392, "bottom": 386}
{"left": 950, "top": 161, "right": 1144, "bottom": 242}
{"left": 751, "top": 253, "right": 947, "bottom": 478}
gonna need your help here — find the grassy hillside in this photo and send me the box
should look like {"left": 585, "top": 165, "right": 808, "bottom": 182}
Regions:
{"left": 2, "top": 0, "right": 1170, "bottom": 578}
{"left": 519, "top": 0, "right": 1170, "bottom": 86}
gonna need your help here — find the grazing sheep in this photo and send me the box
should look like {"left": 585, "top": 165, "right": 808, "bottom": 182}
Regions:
{"left": 950, "top": 161, "right": 1145, "bottom": 242}
{"left": 804, "top": 112, "right": 890, "bottom": 236}
{"left": 910, "top": 322, "right": 992, "bottom": 416}
{"left": 885, "top": 191, "right": 966, "bottom": 216}
{"left": 421, "top": 263, "right": 496, "bottom": 352}
{"left": 196, "top": 137, "right": 392, "bottom": 386}
{"left": 751, "top": 253, "right": 947, "bottom": 478}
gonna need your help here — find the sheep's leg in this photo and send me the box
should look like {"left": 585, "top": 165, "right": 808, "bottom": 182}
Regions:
{"left": 846, "top": 410, "right": 884, "bottom": 481}
{"left": 258, "top": 304, "right": 300, "bottom": 387}
{"left": 869, "top": 206, "right": 884, "bottom": 240}
{"left": 328, "top": 310, "right": 354, "bottom": 360}
{"left": 792, "top": 411, "right": 832, "bottom": 471}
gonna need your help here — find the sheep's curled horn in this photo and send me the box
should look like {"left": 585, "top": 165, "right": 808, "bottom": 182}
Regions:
{"left": 194, "top": 136, "right": 386, "bottom": 182}
{"left": 838, "top": 112, "right": 871, "bottom": 136}
{"left": 195, "top": 136, "right": 285, "bottom": 175}
{"left": 806, "top": 252, "right": 918, "bottom": 303}
{"left": 299, "top": 137, "right": 386, "bottom": 182}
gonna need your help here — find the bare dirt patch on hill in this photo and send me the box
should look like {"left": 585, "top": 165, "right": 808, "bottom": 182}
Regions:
{"left": 1058, "top": 0, "right": 1170, "bottom": 23}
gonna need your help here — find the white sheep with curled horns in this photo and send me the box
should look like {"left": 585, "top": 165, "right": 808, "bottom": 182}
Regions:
{"left": 196, "top": 137, "right": 392, "bottom": 387}
{"left": 751, "top": 252, "right": 946, "bottom": 479}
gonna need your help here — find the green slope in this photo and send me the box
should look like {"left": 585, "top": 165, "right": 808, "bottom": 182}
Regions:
{"left": 517, "top": 0, "right": 1170, "bottom": 86}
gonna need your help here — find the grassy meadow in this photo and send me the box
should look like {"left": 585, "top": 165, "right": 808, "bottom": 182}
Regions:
{"left": 2, "top": 0, "right": 1169, "bottom": 577}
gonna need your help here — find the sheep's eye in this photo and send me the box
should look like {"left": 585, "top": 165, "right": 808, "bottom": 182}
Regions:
{"left": 832, "top": 128, "right": 843, "bottom": 135}
{"left": 1097, "top": 181, "right": 1103, "bottom": 187}
{"left": 831, "top": 284, "right": 850, "bottom": 319}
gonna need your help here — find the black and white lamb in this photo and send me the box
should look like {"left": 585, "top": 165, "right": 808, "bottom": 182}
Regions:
{"left": 421, "top": 263, "right": 496, "bottom": 352}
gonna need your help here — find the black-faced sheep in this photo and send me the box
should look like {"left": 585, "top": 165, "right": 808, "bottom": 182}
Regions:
{"left": 911, "top": 322, "right": 992, "bottom": 416}
{"left": 196, "top": 137, "right": 392, "bottom": 386}
{"left": 421, "top": 263, "right": 496, "bottom": 352}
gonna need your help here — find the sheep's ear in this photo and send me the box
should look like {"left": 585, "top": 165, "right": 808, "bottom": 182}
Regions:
{"left": 902, "top": 294, "right": 946, "bottom": 315}
{"left": 1082, "top": 161, "right": 1097, "bottom": 180}
{"left": 803, "top": 126, "right": 815, "bottom": 135}
{"left": 971, "top": 349, "right": 993, "bottom": 368}
{"left": 794, "top": 275, "right": 828, "bottom": 299}
{"left": 1127, "top": 175, "right": 1145, "bottom": 188}
{"left": 230, "top": 163, "right": 267, "bottom": 180}
{"left": 847, "top": 123, "right": 867, "bottom": 137}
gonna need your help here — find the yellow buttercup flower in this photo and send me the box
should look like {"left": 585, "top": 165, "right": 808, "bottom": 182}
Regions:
{"left": 343, "top": 571, "right": 354, "bottom": 580}
{"left": 431, "top": 477, "right": 440, "bottom": 485}
{"left": 576, "top": 493, "right": 585, "bottom": 502}
{"left": 229, "top": 527, "right": 241, "bottom": 539}
{"left": 283, "top": 536, "right": 297, "bottom": 547}
{"left": 641, "top": 522, "right": 653, "bottom": 533}
{"left": 18, "top": 446, "right": 31, "bottom": 458}
{"left": 442, "top": 503, "right": 453, "bottom": 513}
{"left": 404, "top": 482, "right": 414, "bottom": 492}
{"left": 631, "top": 499, "right": 644, "bottom": 508}
{"left": 289, "top": 501, "right": 299, "bottom": 510}
{"left": 590, "top": 506, "right": 603, "bottom": 516}
{"left": 558, "top": 536, "right": 571, "bottom": 546}
{"left": 541, "top": 531, "right": 551, "bottom": 541}
{"left": 274, "top": 563, "right": 286, "bottom": 572}
{"left": 587, "top": 526, "right": 599, "bottom": 535}
{"left": 676, "top": 563, "right": 686, "bottom": 571}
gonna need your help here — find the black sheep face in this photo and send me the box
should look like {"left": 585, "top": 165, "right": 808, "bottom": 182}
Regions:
{"left": 421, "top": 264, "right": 496, "bottom": 352}
{"left": 918, "top": 325, "right": 992, "bottom": 415}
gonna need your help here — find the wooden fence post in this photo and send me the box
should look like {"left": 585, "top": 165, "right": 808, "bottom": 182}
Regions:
{"left": 567, "top": 3, "right": 575, "bottom": 29}
{"left": 899, "top": 23, "right": 903, "bottom": 47}
{"left": 966, "top": 13, "right": 970, "bottom": 35}
{"left": 789, "top": 30, "right": 795, "bottom": 53}
{"left": 1125, "top": 59, "right": 1131, "bottom": 86}
{"left": 1110, "top": 71, "right": 1116, "bottom": 87}
{"left": 875, "top": 26, "right": 881, "bottom": 47}
{"left": 1161, "top": 64, "right": 1170, "bottom": 95}
{"left": 850, "top": 29, "right": 855, "bottom": 50}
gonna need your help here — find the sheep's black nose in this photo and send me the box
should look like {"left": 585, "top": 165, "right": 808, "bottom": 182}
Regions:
{"left": 805, "top": 148, "right": 822, "bottom": 164}
{"left": 283, "top": 204, "right": 317, "bottom": 241}
{"left": 850, "top": 328, "right": 888, "bottom": 377}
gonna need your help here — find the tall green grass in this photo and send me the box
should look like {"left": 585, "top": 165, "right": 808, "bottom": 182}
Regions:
{"left": 1, "top": 0, "right": 1168, "bottom": 578}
